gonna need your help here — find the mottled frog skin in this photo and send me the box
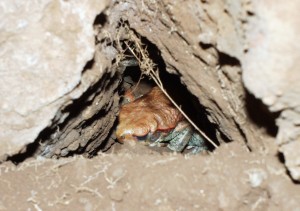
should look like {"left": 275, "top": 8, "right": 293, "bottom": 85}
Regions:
{"left": 116, "top": 86, "right": 207, "bottom": 153}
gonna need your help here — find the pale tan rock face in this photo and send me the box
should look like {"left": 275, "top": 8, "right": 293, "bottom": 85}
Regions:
{"left": 242, "top": 1, "right": 300, "bottom": 181}
{"left": 0, "top": 0, "right": 109, "bottom": 156}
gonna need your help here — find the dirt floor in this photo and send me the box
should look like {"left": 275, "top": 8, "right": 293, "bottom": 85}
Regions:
{"left": 1, "top": 141, "right": 300, "bottom": 211}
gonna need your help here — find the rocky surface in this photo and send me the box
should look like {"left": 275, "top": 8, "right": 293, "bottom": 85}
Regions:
{"left": 36, "top": 46, "right": 124, "bottom": 158}
{"left": 0, "top": 0, "right": 109, "bottom": 157}
{"left": 241, "top": 1, "right": 300, "bottom": 181}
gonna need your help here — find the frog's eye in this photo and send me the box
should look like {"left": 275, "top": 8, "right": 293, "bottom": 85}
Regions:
{"left": 120, "top": 135, "right": 125, "bottom": 140}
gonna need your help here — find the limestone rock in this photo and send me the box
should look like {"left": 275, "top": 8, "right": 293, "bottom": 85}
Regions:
{"left": 242, "top": 1, "right": 300, "bottom": 181}
{"left": 280, "top": 141, "right": 300, "bottom": 181}
{"left": 0, "top": 0, "right": 109, "bottom": 156}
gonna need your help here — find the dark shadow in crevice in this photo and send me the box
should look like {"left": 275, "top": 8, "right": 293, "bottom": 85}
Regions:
{"left": 277, "top": 152, "right": 300, "bottom": 184}
{"left": 82, "top": 59, "right": 95, "bottom": 74}
{"left": 245, "top": 91, "right": 279, "bottom": 137}
{"left": 94, "top": 12, "right": 109, "bottom": 45}
{"left": 234, "top": 120, "right": 252, "bottom": 152}
{"left": 278, "top": 151, "right": 285, "bottom": 163}
{"left": 89, "top": 118, "right": 119, "bottom": 156}
{"left": 218, "top": 51, "right": 241, "bottom": 67}
{"left": 199, "top": 42, "right": 213, "bottom": 50}
{"left": 93, "top": 12, "right": 107, "bottom": 27}
{"left": 218, "top": 131, "right": 232, "bottom": 143}
{"left": 6, "top": 142, "right": 39, "bottom": 165}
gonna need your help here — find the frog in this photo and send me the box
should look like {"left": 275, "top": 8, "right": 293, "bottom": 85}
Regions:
{"left": 116, "top": 86, "right": 208, "bottom": 154}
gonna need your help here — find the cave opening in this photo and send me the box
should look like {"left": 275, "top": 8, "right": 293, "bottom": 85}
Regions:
{"left": 111, "top": 33, "right": 219, "bottom": 154}
{"left": 5, "top": 18, "right": 282, "bottom": 166}
{"left": 6, "top": 26, "right": 220, "bottom": 164}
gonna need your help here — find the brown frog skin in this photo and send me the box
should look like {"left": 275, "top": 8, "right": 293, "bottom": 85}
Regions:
{"left": 116, "top": 86, "right": 183, "bottom": 142}
{"left": 116, "top": 86, "right": 208, "bottom": 153}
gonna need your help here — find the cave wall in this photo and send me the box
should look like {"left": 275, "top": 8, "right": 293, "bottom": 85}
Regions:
{"left": 108, "top": 0, "right": 265, "bottom": 149}
{"left": 242, "top": 1, "right": 300, "bottom": 181}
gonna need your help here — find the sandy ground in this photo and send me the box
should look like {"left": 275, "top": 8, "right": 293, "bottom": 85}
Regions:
{"left": 1, "top": 141, "right": 299, "bottom": 211}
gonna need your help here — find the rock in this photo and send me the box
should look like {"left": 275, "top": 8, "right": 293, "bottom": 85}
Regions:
{"left": 280, "top": 141, "right": 300, "bottom": 181}
{"left": 241, "top": 1, "right": 300, "bottom": 181}
{"left": 246, "top": 168, "right": 267, "bottom": 188}
{"left": 0, "top": 0, "right": 109, "bottom": 156}
{"left": 109, "top": 188, "right": 124, "bottom": 202}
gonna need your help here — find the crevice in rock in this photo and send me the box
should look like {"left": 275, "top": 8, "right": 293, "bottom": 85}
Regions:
{"left": 277, "top": 152, "right": 300, "bottom": 184}
{"left": 234, "top": 120, "right": 252, "bottom": 152}
{"left": 199, "top": 42, "right": 214, "bottom": 50}
{"left": 6, "top": 142, "right": 39, "bottom": 165}
{"left": 245, "top": 92, "right": 279, "bottom": 137}
{"left": 214, "top": 49, "right": 278, "bottom": 150}
{"left": 113, "top": 28, "right": 219, "bottom": 152}
{"left": 93, "top": 12, "right": 107, "bottom": 27}
{"left": 6, "top": 15, "right": 278, "bottom": 164}
{"left": 218, "top": 51, "right": 241, "bottom": 67}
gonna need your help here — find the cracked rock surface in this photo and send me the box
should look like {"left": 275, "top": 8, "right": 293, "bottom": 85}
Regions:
{"left": 242, "top": 1, "right": 300, "bottom": 181}
{"left": 0, "top": 0, "right": 109, "bottom": 156}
